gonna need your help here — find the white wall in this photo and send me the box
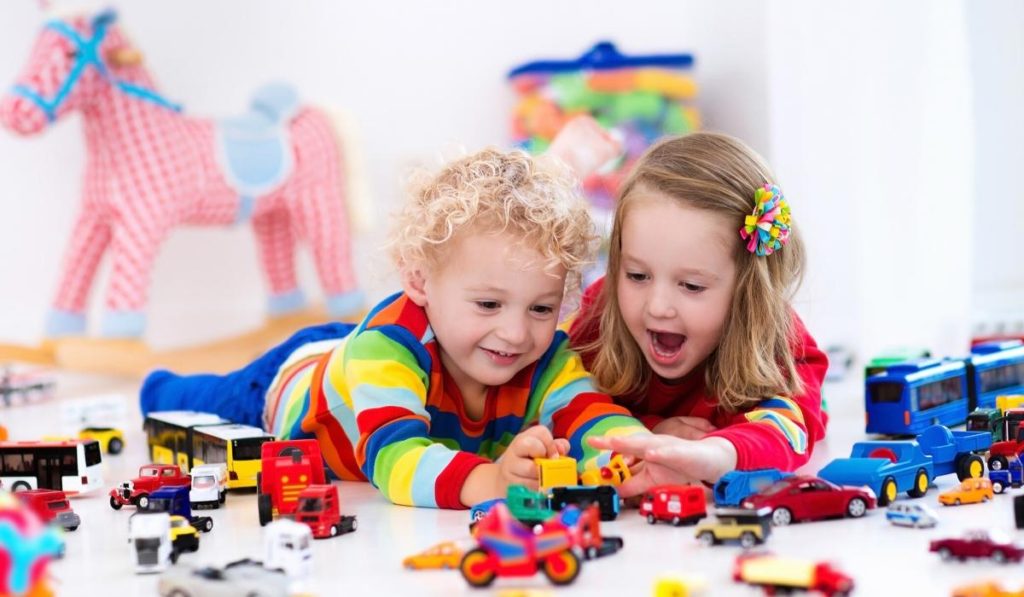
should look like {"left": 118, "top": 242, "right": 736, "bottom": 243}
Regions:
{"left": 0, "top": 0, "right": 770, "bottom": 349}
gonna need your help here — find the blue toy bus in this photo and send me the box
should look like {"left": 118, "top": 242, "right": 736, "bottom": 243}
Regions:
{"left": 865, "top": 359, "right": 968, "bottom": 435}
{"left": 966, "top": 341, "right": 1024, "bottom": 411}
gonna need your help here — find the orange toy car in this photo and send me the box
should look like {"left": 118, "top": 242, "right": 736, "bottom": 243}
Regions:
{"left": 952, "top": 581, "right": 1024, "bottom": 597}
{"left": 403, "top": 540, "right": 464, "bottom": 570}
{"left": 939, "top": 478, "right": 994, "bottom": 506}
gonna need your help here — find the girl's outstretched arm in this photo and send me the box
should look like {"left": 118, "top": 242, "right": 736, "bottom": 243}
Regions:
{"left": 588, "top": 434, "right": 736, "bottom": 498}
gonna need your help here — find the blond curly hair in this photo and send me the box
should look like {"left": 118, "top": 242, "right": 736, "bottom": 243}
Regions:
{"left": 390, "top": 148, "right": 597, "bottom": 298}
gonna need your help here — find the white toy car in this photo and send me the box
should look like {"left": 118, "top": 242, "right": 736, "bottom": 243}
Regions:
{"left": 157, "top": 559, "right": 297, "bottom": 597}
{"left": 189, "top": 463, "right": 227, "bottom": 508}
{"left": 886, "top": 502, "right": 939, "bottom": 528}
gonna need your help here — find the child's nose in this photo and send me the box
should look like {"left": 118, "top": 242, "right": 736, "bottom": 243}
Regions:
{"left": 646, "top": 285, "right": 678, "bottom": 319}
{"left": 496, "top": 316, "right": 529, "bottom": 345}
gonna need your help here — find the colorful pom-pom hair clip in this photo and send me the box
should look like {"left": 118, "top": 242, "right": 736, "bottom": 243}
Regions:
{"left": 740, "top": 184, "right": 791, "bottom": 256}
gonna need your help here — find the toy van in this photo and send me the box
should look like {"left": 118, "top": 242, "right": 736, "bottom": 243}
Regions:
{"left": 640, "top": 485, "right": 707, "bottom": 526}
{"left": 189, "top": 463, "right": 227, "bottom": 508}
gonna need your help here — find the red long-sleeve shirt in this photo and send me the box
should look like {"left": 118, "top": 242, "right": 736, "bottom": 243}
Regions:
{"left": 568, "top": 277, "right": 829, "bottom": 472}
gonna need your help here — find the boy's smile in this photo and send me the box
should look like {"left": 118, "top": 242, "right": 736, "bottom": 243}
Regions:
{"left": 404, "top": 230, "right": 567, "bottom": 409}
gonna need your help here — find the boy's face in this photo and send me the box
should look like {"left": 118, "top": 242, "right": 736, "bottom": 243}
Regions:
{"left": 404, "top": 230, "right": 567, "bottom": 401}
{"left": 616, "top": 189, "right": 737, "bottom": 381}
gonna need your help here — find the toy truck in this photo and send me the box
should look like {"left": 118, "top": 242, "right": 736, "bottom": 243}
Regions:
{"left": 549, "top": 485, "right": 620, "bottom": 521}
{"left": 733, "top": 553, "right": 854, "bottom": 596}
{"left": 145, "top": 486, "right": 214, "bottom": 532}
{"left": 917, "top": 424, "right": 990, "bottom": 480}
{"left": 110, "top": 464, "right": 191, "bottom": 510}
{"left": 129, "top": 512, "right": 175, "bottom": 573}
{"left": 990, "top": 455, "right": 1024, "bottom": 493}
{"left": 640, "top": 485, "right": 707, "bottom": 526}
{"left": 987, "top": 414, "right": 1024, "bottom": 470}
{"left": 189, "top": 463, "right": 227, "bottom": 509}
{"left": 293, "top": 484, "right": 357, "bottom": 538}
{"left": 257, "top": 439, "right": 326, "bottom": 526}
{"left": 15, "top": 488, "right": 80, "bottom": 532}
{"left": 265, "top": 518, "right": 314, "bottom": 578}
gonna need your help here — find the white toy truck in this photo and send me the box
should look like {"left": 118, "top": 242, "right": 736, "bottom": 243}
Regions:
{"left": 264, "top": 518, "right": 313, "bottom": 579}
{"left": 189, "top": 463, "right": 227, "bottom": 508}
{"left": 129, "top": 511, "right": 173, "bottom": 573}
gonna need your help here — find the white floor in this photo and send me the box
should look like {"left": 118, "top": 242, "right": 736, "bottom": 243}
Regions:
{"left": 5, "top": 370, "right": 1024, "bottom": 596}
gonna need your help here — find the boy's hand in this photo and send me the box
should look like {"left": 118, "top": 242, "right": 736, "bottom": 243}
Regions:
{"left": 652, "top": 416, "right": 718, "bottom": 440}
{"left": 498, "top": 425, "right": 570, "bottom": 492}
{"left": 587, "top": 435, "right": 737, "bottom": 498}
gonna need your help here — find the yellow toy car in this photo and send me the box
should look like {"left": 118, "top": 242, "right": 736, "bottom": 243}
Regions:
{"left": 580, "top": 453, "right": 631, "bottom": 487}
{"left": 402, "top": 540, "right": 464, "bottom": 570}
{"left": 939, "top": 478, "right": 994, "bottom": 506}
{"left": 79, "top": 427, "right": 125, "bottom": 454}
{"left": 695, "top": 508, "right": 772, "bottom": 549}
{"left": 169, "top": 515, "right": 200, "bottom": 555}
{"left": 653, "top": 574, "right": 706, "bottom": 597}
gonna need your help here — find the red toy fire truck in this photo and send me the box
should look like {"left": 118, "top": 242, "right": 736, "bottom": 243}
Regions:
{"left": 109, "top": 464, "right": 190, "bottom": 510}
{"left": 294, "top": 484, "right": 357, "bottom": 539}
{"left": 257, "top": 439, "right": 325, "bottom": 526}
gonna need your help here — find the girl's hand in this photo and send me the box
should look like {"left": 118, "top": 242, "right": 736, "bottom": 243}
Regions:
{"left": 497, "top": 425, "right": 570, "bottom": 492}
{"left": 587, "top": 434, "right": 737, "bottom": 498}
{"left": 652, "top": 416, "right": 718, "bottom": 440}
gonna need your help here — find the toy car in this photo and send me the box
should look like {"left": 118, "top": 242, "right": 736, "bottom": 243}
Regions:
{"left": 695, "top": 508, "right": 772, "bottom": 548}
{"left": 157, "top": 559, "right": 298, "bottom": 596}
{"left": 886, "top": 502, "right": 938, "bottom": 528}
{"left": 460, "top": 502, "right": 581, "bottom": 587}
{"left": 991, "top": 455, "right": 1024, "bottom": 493}
{"left": 79, "top": 427, "right": 124, "bottom": 454}
{"left": 640, "top": 485, "right": 707, "bottom": 526}
{"left": 930, "top": 530, "right": 1024, "bottom": 563}
{"left": 110, "top": 464, "right": 191, "bottom": 510}
{"left": 403, "top": 540, "right": 465, "bottom": 570}
{"left": 713, "top": 469, "right": 792, "bottom": 507}
{"left": 952, "top": 581, "right": 1024, "bottom": 597}
{"left": 469, "top": 498, "right": 505, "bottom": 523}
{"left": 741, "top": 475, "right": 876, "bottom": 526}
{"left": 549, "top": 485, "right": 620, "bottom": 521}
{"left": 939, "top": 478, "right": 994, "bottom": 506}
{"left": 579, "top": 453, "right": 631, "bottom": 487}
{"left": 14, "top": 488, "right": 80, "bottom": 532}
{"left": 169, "top": 515, "right": 200, "bottom": 555}
{"left": 189, "top": 463, "right": 228, "bottom": 509}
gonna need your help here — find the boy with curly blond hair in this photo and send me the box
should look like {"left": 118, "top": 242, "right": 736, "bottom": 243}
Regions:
{"left": 141, "top": 147, "right": 647, "bottom": 508}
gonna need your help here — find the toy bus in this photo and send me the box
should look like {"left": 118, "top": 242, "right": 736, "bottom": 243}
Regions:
{"left": 865, "top": 341, "right": 1024, "bottom": 436}
{"left": 190, "top": 424, "right": 274, "bottom": 490}
{"left": 0, "top": 438, "right": 104, "bottom": 494}
{"left": 142, "top": 411, "right": 228, "bottom": 472}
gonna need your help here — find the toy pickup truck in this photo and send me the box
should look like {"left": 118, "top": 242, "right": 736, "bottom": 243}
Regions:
{"left": 110, "top": 464, "right": 191, "bottom": 510}
{"left": 733, "top": 553, "right": 854, "bottom": 596}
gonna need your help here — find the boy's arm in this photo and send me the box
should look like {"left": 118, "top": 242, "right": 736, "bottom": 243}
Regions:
{"left": 702, "top": 315, "right": 829, "bottom": 471}
{"left": 533, "top": 333, "right": 649, "bottom": 473}
{"left": 340, "top": 328, "right": 489, "bottom": 509}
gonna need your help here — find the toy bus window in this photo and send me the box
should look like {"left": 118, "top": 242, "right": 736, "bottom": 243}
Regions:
{"left": 84, "top": 442, "right": 101, "bottom": 466}
{"left": 980, "top": 363, "right": 1024, "bottom": 394}
{"left": 917, "top": 377, "right": 963, "bottom": 410}
{"left": 61, "top": 453, "right": 76, "bottom": 475}
{"left": 233, "top": 438, "right": 267, "bottom": 461}
{"left": 869, "top": 382, "right": 903, "bottom": 404}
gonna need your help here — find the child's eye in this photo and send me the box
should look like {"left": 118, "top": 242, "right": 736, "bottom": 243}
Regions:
{"left": 530, "top": 305, "right": 555, "bottom": 316}
{"left": 625, "top": 272, "right": 648, "bottom": 283}
{"left": 475, "top": 301, "right": 500, "bottom": 310}
{"left": 681, "top": 282, "right": 706, "bottom": 293}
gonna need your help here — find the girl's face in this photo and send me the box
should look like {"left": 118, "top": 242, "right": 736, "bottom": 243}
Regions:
{"left": 616, "top": 189, "right": 738, "bottom": 381}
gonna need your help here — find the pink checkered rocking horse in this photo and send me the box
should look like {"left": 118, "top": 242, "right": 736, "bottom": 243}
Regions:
{"left": 0, "top": 9, "right": 364, "bottom": 341}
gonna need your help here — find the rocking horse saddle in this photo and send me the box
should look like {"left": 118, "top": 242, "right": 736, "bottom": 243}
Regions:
{"left": 214, "top": 83, "right": 299, "bottom": 218}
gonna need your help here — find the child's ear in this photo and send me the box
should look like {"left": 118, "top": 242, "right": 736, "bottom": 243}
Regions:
{"left": 402, "top": 268, "right": 429, "bottom": 306}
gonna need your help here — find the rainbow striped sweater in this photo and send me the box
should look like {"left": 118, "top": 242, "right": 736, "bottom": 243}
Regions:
{"left": 264, "top": 292, "right": 647, "bottom": 509}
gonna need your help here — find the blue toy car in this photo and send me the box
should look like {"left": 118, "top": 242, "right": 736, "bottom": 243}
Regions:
{"left": 990, "top": 455, "right": 1024, "bottom": 494}
{"left": 713, "top": 469, "right": 793, "bottom": 507}
{"left": 469, "top": 498, "right": 505, "bottom": 523}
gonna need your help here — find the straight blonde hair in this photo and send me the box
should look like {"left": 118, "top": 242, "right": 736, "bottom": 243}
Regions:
{"left": 579, "top": 133, "right": 806, "bottom": 412}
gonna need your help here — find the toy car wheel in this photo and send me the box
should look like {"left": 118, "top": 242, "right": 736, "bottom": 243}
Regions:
{"left": 107, "top": 437, "right": 123, "bottom": 455}
{"left": 646, "top": 514, "right": 656, "bottom": 525}
{"left": 10, "top": 481, "right": 29, "bottom": 492}
{"left": 66, "top": 525, "right": 79, "bottom": 532}
{"left": 846, "top": 497, "right": 867, "bottom": 518}
{"left": 771, "top": 507, "right": 792, "bottom": 526}
{"left": 954, "top": 498, "right": 961, "bottom": 506}
{"left": 330, "top": 525, "right": 339, "bottom": 537}
{"left": 136, "top": 494, "right": 150, "bottom": 510}
{"left": 994, "top": 481, "right": 1006, "bottom": 494}
{"left": 671, "top": 516, "right": 682, "bottom": 527}
{"left": 258, "top": 493, "right": 273, "bottom": 527}
{"left": 202, "top": 518, "right": 213, "bottom": 532}
{"left": 739, "top": 532, "right": 756, "bottom": 549}
{"left": 906, "top": 469, "right": 929, "bottom": 499}
{"left": 938, "top": 547, "right": 953, "bottom": 561}
{"left": 879, "top": 477, "right": 899, "bottom": 505}
{"left": 698, "top": 531, "right": 716, "bottom": 547}
{"left": 543, "top": 549, "right": 581, "bottom": 586}
{"left": 460, "top": 548, "right": 496, "bottom": 587}
{"left": 218, "top": 491, "right": 226, "bottom": 505}
{"left": 991, "top": 549, "right": 1007, "bottom": 564}
{"left": 109, "top": 496, "right": 123, "bottom": 510}
{"left": 170, "top": 549, "right": 179, "bottom": 564}
{"left": 990, "top": 455, "right": 1008, "bottom": 471}
{"left": 956, "top": 454, "right": 984, "bottom": 481}
{"left": 351, "top": 518, "right": 358, "bottom": 532}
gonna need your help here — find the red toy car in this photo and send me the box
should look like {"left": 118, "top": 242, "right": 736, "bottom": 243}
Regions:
{"left": 257, "top": 439, "right": 326, "bottom": 526}
{"left": 639, "top": 485, "right": 707, "bottom": 526}
{"left": 294, "top": 484, "right": 356, "bottom": 539}
{"left": 460, "top": 502, "right": 582, "bottom": 587}
{"left": 930, "top": 530, "right": 1024, "bottom": 563}
{"left": 109, "top": 464, "right": 190, "bottom": 510}
{"left": 741, "top": 475, "right": 876, "bottom": 526}
{"left": 15, "top": 489, "right": 80, "bottom": 532}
